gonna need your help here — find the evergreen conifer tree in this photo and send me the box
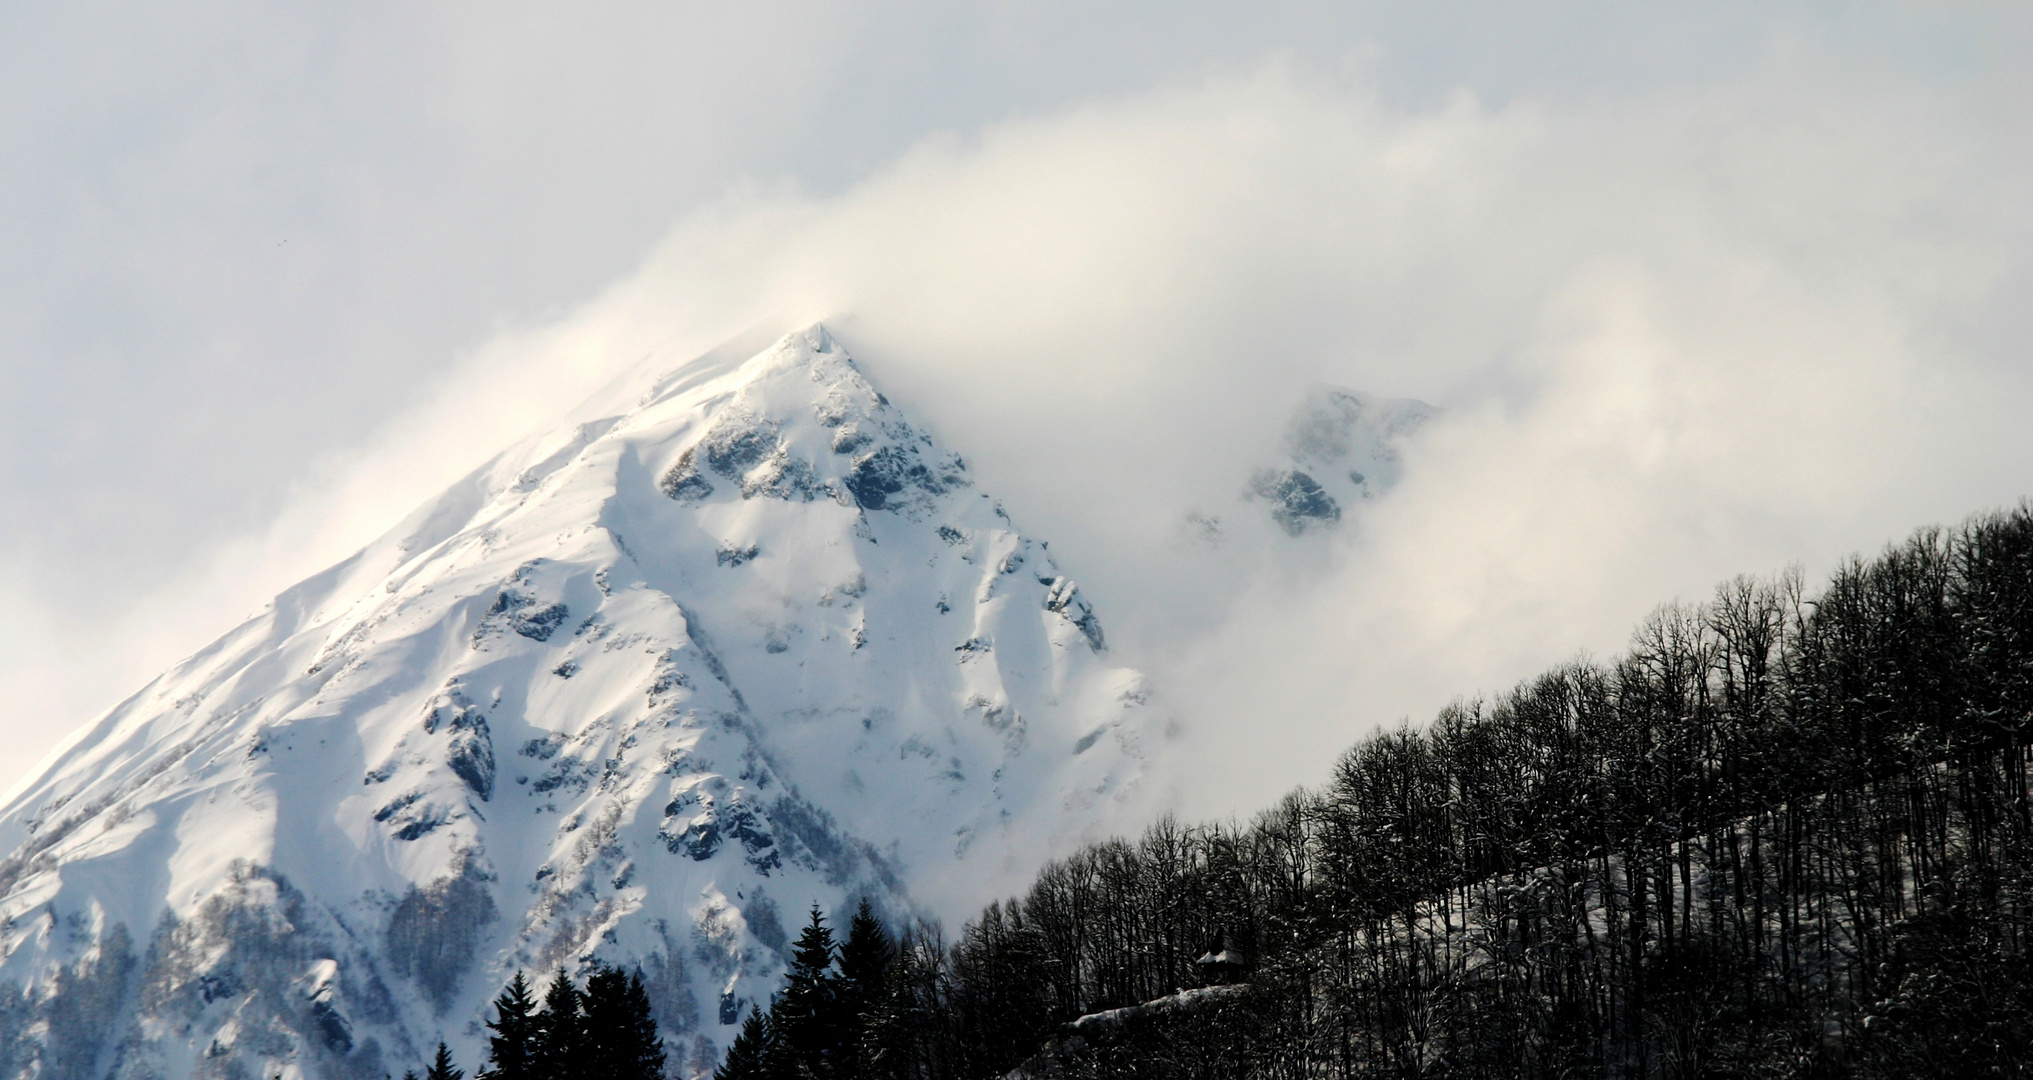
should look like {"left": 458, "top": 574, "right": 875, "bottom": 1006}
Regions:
{"left": 771, "top": 906, "right": 842, "bottom": 1079}
{"left": 532, "top": 971, "right": 585, "bottom": 1079}
{"left": 424, "top": 1042, "right": 463, "bottom": 1080}
{"left": 835, "top": 900, "right": 894, "bottom": 1079}
{"left": 715, "top": 1007, "right": 771, "bottom": 1080}
{"left": 621, "top": 971, "right": 668, "bottom": 1079}
{"left": 583, "top": 964, "right": 667, "bottom": 1080}
{"left": 837, "top": 901, "right": 893, "bottom": 1008}
{"left": 584, "top": 964, "right": 627, "bottom": 1074}
{"left": 481, "top": 972, "right": 539, "bottom": 1080}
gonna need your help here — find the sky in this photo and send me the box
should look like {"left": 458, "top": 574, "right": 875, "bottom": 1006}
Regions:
{"left": 2, "top": 2, "right": 2030, "bottom": 818}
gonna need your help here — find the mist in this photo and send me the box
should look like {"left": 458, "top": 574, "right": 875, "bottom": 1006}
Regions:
{"left": 3, "top": 9, "right": 2031, "bottom": 835}
{"left": 438, "top": 65, "right": 2033, "bottom": 822}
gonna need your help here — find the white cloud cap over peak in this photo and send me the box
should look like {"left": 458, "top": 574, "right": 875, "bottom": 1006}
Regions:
{"left": 1, "top": 8, "right": 2030, "bottom": 825}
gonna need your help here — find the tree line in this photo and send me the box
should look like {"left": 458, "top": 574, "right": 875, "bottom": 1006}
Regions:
{"left": 713, "top": 505, "right": 2033, "bottom": 1078}
{"left": 711, "top": 900, "right": 909, "bottom": 1080}
{"left": 438, "top": 506, "right": 2032, "bottom": 1077}
{"left": 417, "top": 963, "right": 666, "bottom": 1080}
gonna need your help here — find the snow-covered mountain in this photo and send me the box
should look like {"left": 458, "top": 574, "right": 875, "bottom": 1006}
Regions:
{"left": 1186, "top": 385, "right": 1434, "bottom": 545}
{"left": 0, "top": 327, "right": 1152, "bottom": 1080}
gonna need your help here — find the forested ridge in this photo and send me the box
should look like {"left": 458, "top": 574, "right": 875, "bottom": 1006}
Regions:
{"left": 702, "top": 506, "right": 2033, "bottom": 1077}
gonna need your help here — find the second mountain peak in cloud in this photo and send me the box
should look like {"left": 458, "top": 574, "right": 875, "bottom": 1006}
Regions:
{"left": 1189, "top": 385, "right": 1436, "bottom": 544}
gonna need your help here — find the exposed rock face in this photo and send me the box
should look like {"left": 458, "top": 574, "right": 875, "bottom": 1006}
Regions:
{"left": 1191, "top": 385, "right": 1436, "bottom": 545}
{"left": 1250, "top": 469, "right": 1342, "bottom": 536}
{"left": 0, "top": 327, "right": 1151, "bottom": 1079}
{"left": 1271, "top": 385, "right": 1436, "bottom": 526}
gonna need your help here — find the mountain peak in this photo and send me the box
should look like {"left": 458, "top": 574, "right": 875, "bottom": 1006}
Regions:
{"left": 652, "top": 326, "right": 968, "bottom": 518}
{"left": 0, "top": 328, "right": 1152, "bottom": 1079}
{"left": 1249, "top": 385, "right": 1437, "bottom": 535}
{"left": 1183, "top": 383, "right": 1436, "bottom": 545}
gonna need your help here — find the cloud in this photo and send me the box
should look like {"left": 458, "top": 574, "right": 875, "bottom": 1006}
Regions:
{"left": 2, "top": 20, "right": 2030, "bottom": 855}
{"left": 692, "top": 62, "right": 2033, "bottom": 823}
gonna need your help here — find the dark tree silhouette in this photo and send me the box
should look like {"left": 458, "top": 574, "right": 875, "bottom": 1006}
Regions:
{"left": 423, "top": 1042, "right": 462, "bottom": 1080}
{"left": 715, "top": 1007, "right": 772, "bottom": 1080}
{"left": 770, "top": 906, "right": 843, "bottom": 1079}
{"left": 532, "top": 971, "right": 585, "bottom": 1079}
{"left": 835, "top": 899, "right": 894, "bottom": 1078}
{"left": 480, "top": 971, "right": 538, "bottom": 1080}
{"left": 584, "top": 964, "right": 667, "bottom": 1080}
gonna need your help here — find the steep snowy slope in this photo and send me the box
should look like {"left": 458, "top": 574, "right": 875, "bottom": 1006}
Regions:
{"left": 0, "top": 327, "right": 1150, "bottom": 1080}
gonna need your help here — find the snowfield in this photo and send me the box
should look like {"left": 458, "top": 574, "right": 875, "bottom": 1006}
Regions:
{"left": 0, "top": 328, "right": 1153, "bottom": 1080}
